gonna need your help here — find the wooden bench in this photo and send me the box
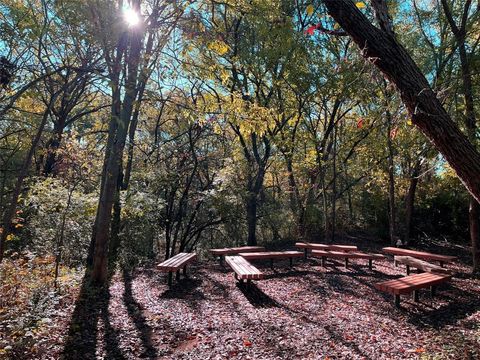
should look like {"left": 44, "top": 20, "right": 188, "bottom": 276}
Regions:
{"left": 382, "top": 247, "right": 456, "bottom": 267}
{"left": 238, "top": 251, "right": 304, "bottom": 267}
{"left": 394, "top": 256, "right": 453, "bottom": 276}
{"left": 210, "top": 246, "right": 266, "bottom": 266}
{"left": 311, "top": 250, "right": 385, "bottom": 270}
{"left": 157, "top": 252, "right": 197, "bottom": 286}
{"left": 375, "top": 272, "right": 452, "bottom": 307}
{"left": 225, "top": 256, "right": 264, "bottom": 284}
{"left": 295, "top": 242, "right": 358, "bottom": 259}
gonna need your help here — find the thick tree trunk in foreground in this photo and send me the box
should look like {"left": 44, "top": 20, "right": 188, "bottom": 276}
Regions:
{"left": 322, "top": 0, "right": 480, "bottom": 204}
{"left": 91, "top": 25, "right": 143, "bottom": 283}
{"left": 440, "top": 0, "right": 479, "bottom": 274}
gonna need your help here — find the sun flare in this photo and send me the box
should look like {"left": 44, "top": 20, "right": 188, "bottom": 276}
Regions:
{"left": 124, "top": 8, "right": 140, "bottom": 26}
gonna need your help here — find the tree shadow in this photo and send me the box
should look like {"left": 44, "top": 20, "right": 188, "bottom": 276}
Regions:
{"left": 236, "top": 282, "right": 280, "bottom": 308}
{"left": 122, "top": 270, "right": 158, "bottom": 359}
{"left": 61, "top": 271, "right": 124, "bottom": 360}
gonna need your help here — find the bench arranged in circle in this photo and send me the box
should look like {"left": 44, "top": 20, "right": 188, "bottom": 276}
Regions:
{"left": 157, "top": 252, "right": 197, "bottom": 286}
{"left": 210, "top": 246, "right": 266, "bottom": 266}
{"left": 382, "top": 247, "right": 457, "bottom": 267}
{"left": 238, "top": 251, "right": 304, "bottom": 268}
{"left": 311, "top": 250, "right": 385, "bottom": 270}
{"left": 375, "top": 272, "right": 452, "bottom": 307}
{"left": 225, "top": 255, "right": 264, "bottom": 285}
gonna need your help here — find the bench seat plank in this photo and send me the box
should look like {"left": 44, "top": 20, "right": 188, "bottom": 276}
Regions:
{"left": 157, "top": 253, "right": 197, "bottom": 272}
{"left": 225, "top": 256, "right": 264, "bottom": 280}
{"left": 382, "top": 247, "right": 456, "bottom": 264}
{"left": 375, "top": 273, "right": 451, "bottom": 295}
{"left": 210, "top": 246, "right": 266, "bottom": 256}
{"left": 295, "top": 242, "right": 358, "bottom": 252}
{"left": 238, "top": 251, "right": 304, "bottom": 260}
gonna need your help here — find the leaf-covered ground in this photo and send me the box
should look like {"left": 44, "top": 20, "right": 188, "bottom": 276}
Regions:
{"left": 1, "top": 237, "right": 479, "bottom": 359}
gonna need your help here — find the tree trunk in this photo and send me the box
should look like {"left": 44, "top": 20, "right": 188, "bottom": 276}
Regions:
{"left": 440, "top": 0, "right": 479, "bottom": 274}
{"left": 43, "top": 119, "right": 65, "bottom": 176}
{"left": 322, "top": 0, "right": 480, "bottom": 203}
{"left": 386, "top": 111, "right": 396, "bottom": 245}
{"left": 90, "top": 25, "right": 143, "bottom": 284}
{"left": 404, "top": 163, "right": 420, "bottom": 245}
{"left": 0, "top": 106, "right": 51, "bottom": 262}
{"left": 246, "top": 189, "right": 258, "bottom": 246}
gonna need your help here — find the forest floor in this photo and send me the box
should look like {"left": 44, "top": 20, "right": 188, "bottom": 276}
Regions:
{"left": 1, "top": 236, "right": 480, "bottom": 359}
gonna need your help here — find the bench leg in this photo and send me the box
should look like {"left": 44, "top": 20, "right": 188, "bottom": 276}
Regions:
{"left": 413, "top": 290, "right": 419, "bottom": 302}
{"left": 168, "top": 272, "right": 173, "bottom": 287}
{"left": 270, "top": 259, "right": 274, "bottom": 269}
{"left": 289, "top": 257, "right": 293, "bottom": 267}
{"left": 234, "top": 273, "right": 238, "bottom": 281}
{"left": 183, "top": 265, "right": 187, "bottom": 277}
{"left": 304, "top": 249, "right": 308, "bottom": 260}
{"left": 394, "top": 294, "right": 401, "bottom": 308}
{"left": 247, "top": 279, "right": 252, "bottom": 288}
{"left": 176, "top": 270, "right": 180, "bottom": 281}
{"left": 406, "top": 265, "right": 410, "bottom": 275}
{"left": 430, "top": 285, "right": 436, "bottom": 297}
{"left": 345, "top": 258, "right": 349, "bottom": 269}
{"left": 219, "top": 256, "right": 224, "bottom": 267}
{"left": 321, "top": 257, "right": 326, "bottom": 267}
{"left": 439, "top": 261, "right": 444, "bottom": 268}
{"left": 368, "top": 259, "right": 373, "bottom": 270}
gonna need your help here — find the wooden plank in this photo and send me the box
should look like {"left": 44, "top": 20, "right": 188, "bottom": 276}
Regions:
{"left": 382, "top": 247, "right": 456, "bottom": 263}
{"left": 158, "top": 253, "right": 197, "bottom": 272}
{"left": 295, "top": 242, "right": 358, "bottom": 252}
{"left": 375, "top": 273, "right": 451, "bottom": 295}
{"left": 225, "top": 256, "right": 264, "bottom": 280}
{"left": 394, "top": 256, "right": 453, "bottom": 275}
{"left": 238, "top": 251, "right": 304, "bottom": 260}
{"left": 210, "top": 246, "right": 266, "bottom": 256}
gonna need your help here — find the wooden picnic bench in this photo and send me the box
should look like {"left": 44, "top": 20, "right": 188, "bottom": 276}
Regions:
{"left": 311, "top": 250, "right": 385, "bottom": 270}
{"left": 238, "top": 251, "right": 304, "bottom": 268}
{"left": 295, "top": 242, "right": 358, "bottom": 259}
{"left": 375, "top": 272, "right": 452, "bottom": 307}
{"left": 394, "top": 256, "right": 453, "bottom": 276}
{"left": 157, "top": 252, "right": 197, "bottom": 286}
{"left": 225, "top": 256, "right": 264, "bottom": 284}
{"left": 382, "top": 247, "right": 456, "bottom": 267}
{"left": 210, "top": 246, "right": 266, "bottom": 265}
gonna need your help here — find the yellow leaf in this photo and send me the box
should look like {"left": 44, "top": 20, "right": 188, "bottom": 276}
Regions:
{"left": 407, "top": 119, "right": 413, "bottom": 126}
{"left": 306, "top": 5, "right": 314, "bottom": 16}
{"left": 334, "top": 23, "right": 340, "bottom": 30}
{"left": 15, "top": 224, "right": 23, "bottom": 229}
{"left": 356, "top": 2, "right": 366, "bottom": 8}
{"left": 6, "top": 234, "right": 14, "bottom": 241}
{"left": 207, "top": 40, "right": 229, "bottom": 56}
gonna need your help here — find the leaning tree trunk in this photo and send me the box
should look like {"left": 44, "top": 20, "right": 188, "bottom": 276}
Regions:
{"left": 322, "top": 0, "right": 480, "bottom": 204}
{"left": 440, "top": 0, "right": 479, "bottom": 274}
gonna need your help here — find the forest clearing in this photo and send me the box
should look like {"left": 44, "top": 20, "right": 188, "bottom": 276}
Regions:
{"left": 1, "top": 0, "right": 480, "bottom": 359}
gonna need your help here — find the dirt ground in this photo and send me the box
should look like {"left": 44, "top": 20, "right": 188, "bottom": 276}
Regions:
{"left": 2, "top": 237, "right": 480, "bottom": 359}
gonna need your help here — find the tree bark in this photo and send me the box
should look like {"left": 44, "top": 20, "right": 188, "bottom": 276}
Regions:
{"left": 386, "top": 110, "right": 396, "bottom": 245}
{"left": 0, "top": 104, "right": 52, "bottom": 262}
{"left": 91, "top": 23, "right": 143, "bottom": 284}
{"left": 404, "top": 161, "right": 420, "bottom": 245}
{"left": 440, "top": 0, "right": 479, "bottom": 274}
{"left": 322, "top": 0, "right": 480, "bottom": 204}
